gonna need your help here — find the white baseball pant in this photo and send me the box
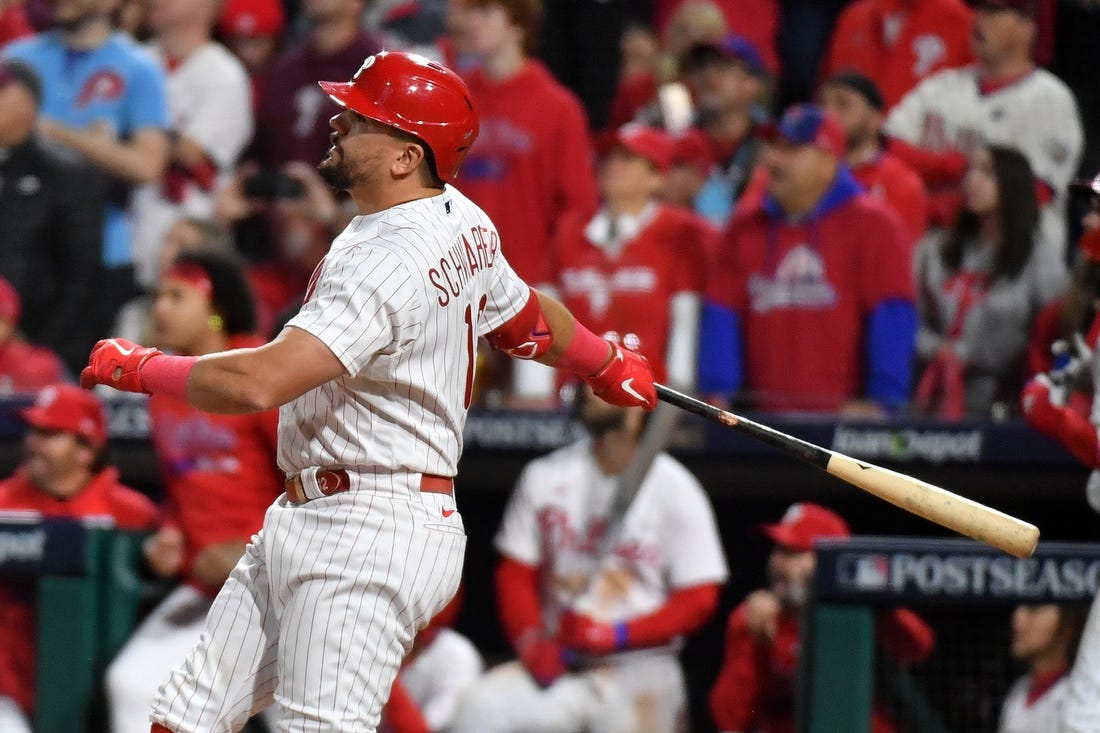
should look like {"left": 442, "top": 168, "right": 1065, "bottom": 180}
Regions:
{"left": 150, "top": 481, "right": 466, "bottom": 733}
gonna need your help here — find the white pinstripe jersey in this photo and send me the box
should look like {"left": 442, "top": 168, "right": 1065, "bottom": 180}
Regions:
{"left": 279, "top": 184, "right": 529, "bottom": 476}
{"left": 884, "top": 65, "right": 1083, "bottom": 252}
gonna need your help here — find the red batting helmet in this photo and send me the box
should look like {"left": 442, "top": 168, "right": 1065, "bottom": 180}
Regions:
{"left": 318, "top": 51, "right": 479, "bottom": 183}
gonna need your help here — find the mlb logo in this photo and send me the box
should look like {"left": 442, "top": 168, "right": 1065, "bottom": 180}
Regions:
{"left": 838, "top": 553, "right": 889, "bottom": 591}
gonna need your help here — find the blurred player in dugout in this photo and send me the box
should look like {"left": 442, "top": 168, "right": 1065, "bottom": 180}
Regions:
{"left": 105, "top": 250, "right": 282, "bottom": 733}
{"left": 0, "top": 384, "right": 160, "bottom": 733}
{"left": 710, "top": 503, "right": 934, "bottom": 733}
{"left": 450, "top": 385, "right": 727, "bottom": 732}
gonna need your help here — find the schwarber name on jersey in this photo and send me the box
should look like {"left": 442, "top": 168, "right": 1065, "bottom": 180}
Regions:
{"left": 280, "top": 184, "right": 529, "bottom": 477}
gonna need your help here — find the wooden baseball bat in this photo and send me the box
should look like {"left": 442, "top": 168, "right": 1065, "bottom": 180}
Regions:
{"left": 655, "top": 384, "right": 1040, "bottom": 558}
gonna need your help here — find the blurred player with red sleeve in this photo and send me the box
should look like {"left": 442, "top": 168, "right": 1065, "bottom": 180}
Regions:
{"left": 450, "top": 0, "right": 598, "bottom": 286}
{"left": 0, "top": 384, "right": 159, "bottom": 733}
{"left": 710, "top": 503, "right": 935, "bottom": 733}
{"left": 0, "top": 276, "right": 67, "bottom": 395}
{"left": 819, "top": 72, "right": 928, "bottom": 249}
{"left": 105, "top": 250, "right": 281, "bottom": 733}
{"left": 514, "top": 124, "right": 714, "bottom": 402}
{"left": 820, "top": 0, "right": 974, "bottom": 110}
{"left": 699, "top": 104, "right": 916, "bottom": 415}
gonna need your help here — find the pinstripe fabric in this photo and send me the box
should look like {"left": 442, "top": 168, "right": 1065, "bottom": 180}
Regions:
{"left": 151, "top": 490, "right": 466, "bottom": 733}
{"left": 149, "top": 184, "right": 518, "bottom": 732}
{"left": 279, "top": 184, "right": 529, "bottom": 477}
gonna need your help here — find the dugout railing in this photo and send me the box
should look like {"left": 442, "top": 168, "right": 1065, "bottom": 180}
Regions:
{"left": 798, "top": 537, "right": 1100, "bottom": 733}
{"left": 0, "top": 518, "right": 149, "bottom": 733}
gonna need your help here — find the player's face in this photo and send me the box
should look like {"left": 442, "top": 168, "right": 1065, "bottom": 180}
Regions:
{"left": 598, "top": 149, "right": 662, "bottom": 204}
{"left": 1010, "top": 604, "right": 1062, "bottom": 663}
{"left": 819, "top": 85, "right": 878, "bottom": 150}
{"left": 447, "top": 1, "right": 519, "bottom": 58}
{"left": 962, "top": 148, "right": 1000, "bottom": 217}
{"left": 768, "top": 545, "right": 816, "bottom": 608}
{"left": 23, "top": 428, "right": 92, "bottom": 499}
{"left": 152, "top": 277, "right": 217, "bottom": 354}
{"left": 318, "top": 109, "right": 393, "bottom": 191}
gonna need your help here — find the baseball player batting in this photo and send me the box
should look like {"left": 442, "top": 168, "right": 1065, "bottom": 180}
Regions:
{"left": 80, "top": 50, "right": 657, "bottom": 733}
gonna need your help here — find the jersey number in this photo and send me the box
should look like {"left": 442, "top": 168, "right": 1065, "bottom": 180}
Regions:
{"left": 463, "top": 296, "right": 488, "bottom": 409}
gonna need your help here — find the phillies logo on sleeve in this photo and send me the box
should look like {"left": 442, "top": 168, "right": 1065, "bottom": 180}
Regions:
{"left": 77, "top": 71, "right": 125, "bottom": 107}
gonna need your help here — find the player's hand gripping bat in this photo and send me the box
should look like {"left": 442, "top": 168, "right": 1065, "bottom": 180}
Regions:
{"left": 655, "top": 384, "right": 1039, "bottom": 558}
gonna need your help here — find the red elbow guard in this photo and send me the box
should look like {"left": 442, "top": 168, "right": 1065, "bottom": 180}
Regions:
{"left": 486, "top": 288, "right": 553, "bottom": 360}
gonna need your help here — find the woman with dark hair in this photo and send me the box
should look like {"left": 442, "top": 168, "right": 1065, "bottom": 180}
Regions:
{"left": 915, "top": 144, "right": 1067, "bottom": 418}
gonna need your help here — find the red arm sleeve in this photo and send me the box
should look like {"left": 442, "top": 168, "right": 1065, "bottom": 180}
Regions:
{"left": 710, "top": 604, "right": 764, "bottom": 732}
{"left": 495, "top": 555, "right": 544, "bottom": 647}
{"left": 877, "top": 608, "right": 935, "bottom": 665}
{"left": 381, "top": 678, "right": 431, "bottom": 733}
{"left": 886, "top": 137, "right": 968, "bottom": 187}
{"left": 625, "top": 582, "right": 721, "bottom": 648}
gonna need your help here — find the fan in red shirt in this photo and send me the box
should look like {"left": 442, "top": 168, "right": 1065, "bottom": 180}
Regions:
{"left": 654, "top": 0, "right": 779, "bottom": 77}
{"left": 105, "top": 250, "right": 282, "bottom": 733}
{"left": 0, "top": 277, "right": 67, "bottom": 396}
{"left": 449, "top": 0, "right": 598, "bottom": 287}
{"left": 533, "top": 125, "right": 713, "bottom": 400}
{"left": 710, "top": 503, "right": 935, "bottom": 733}
{"left": 820, "top": 0, "right": 975, "bottom": 111}
{"left": 0, "top": 384, "right": 159, "bottom": 733}
{"left": 819, "top": 72, "right": 928, "bottom": 250}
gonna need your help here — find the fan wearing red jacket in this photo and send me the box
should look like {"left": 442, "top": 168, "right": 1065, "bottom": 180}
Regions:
{"left": 105, "top": 251, "right": 282, "bottom": 733}
{"left": 515, "top": 124, "right": 714, "bottom": 402}
{"left": 0, "top": 384, "right": 159, "bottom": 733}
{"left": 699, "top": 104, "right": 916, "bottom": 415}
{"left": 449, "top": 0, "right": 598, "bottom": 287}
{"left": 820, "top": 0, "right": 974, "bottom": 111}
{"left": 0, "top": 276, "right": 67, "bottom": 395}
{"left": 710, "top": 503, "right": 935, "bottom": 733}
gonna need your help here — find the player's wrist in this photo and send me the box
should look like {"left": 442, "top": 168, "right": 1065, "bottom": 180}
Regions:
{"left": 141, "top": 354, "right": 198, "bottom": 400}
{"left": 556, "top": 321, "right": 613, "bottom": 377}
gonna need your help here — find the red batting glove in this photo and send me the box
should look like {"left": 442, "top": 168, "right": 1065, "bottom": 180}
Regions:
{"left": 80, "top": 338, "right": 164, "bottom": 394}
{"left": 584, "top": 342, "right": 656, "bottom": 409}
{"left": 558, "top": 610, "right": 627, "bottom": 656}
{"left": 516, "top": 631, "right": 567, "bottom": 687}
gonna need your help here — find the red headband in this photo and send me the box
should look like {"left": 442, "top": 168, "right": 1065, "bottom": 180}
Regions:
{"left": 164, "top": 262, "right": 214, "bottom": 297}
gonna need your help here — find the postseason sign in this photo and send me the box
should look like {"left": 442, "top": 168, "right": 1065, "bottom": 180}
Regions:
{"left": 814, "top": 537, "right": 1100, "bottom": 605}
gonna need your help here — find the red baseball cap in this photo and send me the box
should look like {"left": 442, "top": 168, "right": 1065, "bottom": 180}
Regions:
{"left": 671, "top": 129, "right": 715, "bottom": 176}
{"left": 218, "top": 0, "right": 286, "bottom": 38}
{"left": 0, "top": 276, "right": 21, "bottom": 325}
{"left": 761, "top": 502, "right": 850, "bottom": 552}
{"left": 760, "top": 103, "right": 847, "bottom": 159}
{"left": 601, "top": 124, "right": 675, "bottom": 173}
{"left": 20, "top": 384, "right": 108, "bottom": 446}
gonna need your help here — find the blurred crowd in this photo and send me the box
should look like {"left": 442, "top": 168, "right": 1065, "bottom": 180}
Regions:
{"left": 0, "top": 0, "right": 1098, "bottom": 421}
{"left": 2, "top": 2, "right": 1100, "bottom": 731}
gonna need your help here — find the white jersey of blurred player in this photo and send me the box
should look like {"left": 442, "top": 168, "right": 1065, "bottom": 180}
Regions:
{"left": 0, "top": 696, "right": 30, "bottom": 733}
{"left": 150, "top": 184, "right": 530, "bottom": 733}
{"left": 450, "top": 440, "right": 728, "bottom": 733}
{"left": 999, "top": 668, "right": 1069, "bottom": 733}
{"left": 386, "top": 628, "right": 484, "bottom": 732}
{"left": 884, "top": 65, "right": 1083, "bottom": 255}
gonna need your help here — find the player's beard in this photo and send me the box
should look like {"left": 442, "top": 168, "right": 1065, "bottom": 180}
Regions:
{"left": 318, "top": 145, "right": 379, "bottom": 191}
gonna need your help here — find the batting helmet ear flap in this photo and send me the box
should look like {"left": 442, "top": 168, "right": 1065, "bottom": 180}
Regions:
{"left": 318, "top": 51, "right": 480, "bottom": 183}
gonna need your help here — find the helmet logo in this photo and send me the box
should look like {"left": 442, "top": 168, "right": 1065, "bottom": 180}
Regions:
{"left": 353, "top": 56, "right": 376, "bottom": 80}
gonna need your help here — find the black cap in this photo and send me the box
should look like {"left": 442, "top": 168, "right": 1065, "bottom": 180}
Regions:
{"left": 822, "top": 71, "right": 884, "bottom": 112}
{"left": 0, "top": 60, "right": 41, "bottom": 104}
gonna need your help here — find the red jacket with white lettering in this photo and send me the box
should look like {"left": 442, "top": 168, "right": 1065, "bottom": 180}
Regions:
{"left": 0, "top": 468, "right": 159, "bottom": 714}
{"left": 549, "top": 203, "right": 714, "bottom": 383}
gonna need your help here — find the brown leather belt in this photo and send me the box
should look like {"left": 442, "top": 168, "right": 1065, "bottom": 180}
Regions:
{"left": 284, "top": 469, "right": 454, "bottom": 504}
